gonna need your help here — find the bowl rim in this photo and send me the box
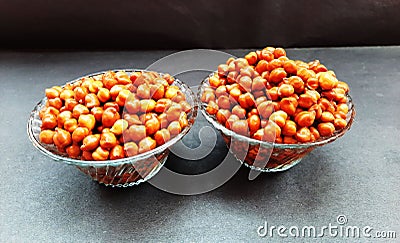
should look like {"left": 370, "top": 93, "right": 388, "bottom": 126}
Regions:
{"left": 198, "top": 75, "right": 356, "bottom": 149}
{"left": 27, "top": 69, "right": 198, "bottom": 167}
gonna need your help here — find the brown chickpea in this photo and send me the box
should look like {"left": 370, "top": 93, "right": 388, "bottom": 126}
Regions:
{"left": 158, "top": 113, "right": 169, "bottom": 129}
{"left": 209, "top": 75, "right": 222, "bottom": 88}
{"left": 309, "top": 127, "right": 320, "bottom": 141}
{"left": 282, "top": 120, "right": 297, "bottom": 136}
{"left": 237, "top": 76, "right": 252, "bottom": 93}
{"left": 255, "top": 60, "right": 269, "bottom": 74}
{"left": 218, "top": 64, "right": 229, "bottom": 77}
{"left": 267, "top": 59, "right": 283, "bottom": 71}
{"left": 72, "top": 127, "right": 89, "bottom": 143}
{"left": 48, "top": 98, "right": 63, "bottom": 110}
{"left": 59, "top": 89, "right": 75, "bottom": 100}
{"left": 123, "top": 113, "right": 142, "bottom": 126}
{"left": 72, "top": 104, "right": 89, "bottom": 119}
{"left": 41, "top": 113, "right": 57, "bottom": 130}
{"left": 179, "top": 112, "right": 189, "bottom": 128}
{"left": 309, "top": 104, "right": 322, "bottom": 120}
{"left": 201, "top": 91, "right": 215, "bottom": 103}
{"left": 115, "top": 89, "right": 132, "bottom": 107}
{"left": 318, "top": 72, "right": 338, "bottom": 90}
{"left": 64, "top": 98, "right": 78, "bottom": 111}
{"left": 124, "top": 142, "right": 139, "bottom": 157}
{"left": 318, "top": 122, "right": 335, "bottom": 137}
{"left": 320, "top": 111, "right": 335, "bottom": 122}
{"left": 53, "top": 128, "right": 72, "bottom": 148}
{"left": 137, "top": 84, "right": 151, "bottom": 99}
{"left": 247, "top": 114, "right": 261, "bottom": 134}
{"left": 318, "top": 98, "right": 336, "bottom": 113}
{"left": 109, "top": 84, "right": 125, "bottom": 100}
{"left": 168, "top": 121, "right": 182, "bottom": 137}
{"left": 154, "top": 129, "right": 171, "bottom": 146}
{"left": 255, "top": 96, "right": 267, "bottom": 106}
{"left": 225, "top": 114, "right": 240, "bottom": 130}
{"left": 273, "top": 47, "right": 286, "bottom": 58}
{"left": 295, "top": 111, "right": 315, "bottom": 127}
{"left": 216, "top": 109, "right": 231, "bottom": 125}
{"left": 138, "top": 137, "right": 157, "bottom": 154}
{"left": 251, "top": 77, "right": 266, "bottom": 91}
{"left": 217, "top": 95, "right": 231, "bottom": 110}
{"left": 266, "top": 87, "right": 279, "bottom": 101}
{"left": 145, "top": 118, "right": 161, "bottom": 136}
{"left": 206, "top": 100, "right": 218, "bottom": 115}
{"left": 298, "top": 93, "right": 317, "bottom": 109}
{"left": 179, "top": 100, "right": 191, "bottom": 113}
{"left": 126, "top": 125, "right": 146, "bottom": 143}
{"left": 257, "top": 100, "right": 274, "bottom": 119}
{"left": 336, "top": 103, "right": 349, "bottom": 114}
{"left": 252, "top": 128, "right": 265, "bottom": 141}
{"left": 110, "top": 145, "right": 125, "bottom": 160}
{"left": 73, "top": 86, "right": 88, "bottom": 103}
{"left": 63, "top": 118, "right": 78, "bottom": 133}
{"left": 164, "top": 104, "right": 181, "bottom": 122}
{"left": 139, "top": 99, "right": 156, "bottom": 113}
{"left": 97, "top": 87, "right": 111, "bottom": 103}
{"left": 81, "top": 151, "right": 93, "bottom": 160}
{"left": 231, "top": 120, "right": 249, "bottom": 136}
{"left": 84, "top": 93, "right": 100, "bottom": 108}
{"left": 92, "top": 146, "right": 109, "bottom": 161}
{"left": 88, "top": 80, "right": 103, "bottom": 93}
{"left": 229, "top": 87, "right": 242, "bottom": 101}
{"left": 150, "top": 83, "right": 165, "bottom": 100}
{"left": 264, "top": 120, "right": 281, "bottom": 140}
{"left": 278, "top": 83, "right": 295, "bottom": 97}
{"left": 337, "top": 81, "right": 350, "bottom": 93}
{"left": 165, "top": 86, "right": 180, "bottom": 100}
{"left": 297, "top": 68, "right": 316, "bottom": 82}
{"left": 279, "top": 97, "right": 297, "bottom": 116}
{"left": 115, "top": 71, "right": 131, "bottom": 85}
{"left": 269, "top": 111, "right": 288, "bottom": 128}
{"left": 287, "top": 76, "right": 305, "bottom": 93}
{"left": 66, "top": 144, "right": 81, "bottom": 159}
{"left": 91, "top": 107, "right": 104, "bottom": 122}
{"left": 227, "top": 71, "right": 238, "bottom": 84}
{"left": 45, "top": 87, "right": 60, "bottom": 99}
{"left": 334, "top": 118, "right": 347, "bottom": 130}
{"left": 231, "top": 105, "right": 246, "bottom": 119}
{"left": 102, "top": 107, "right": 120, "bottom": 128}
{"left": 80, "top": 134, "right": 100, "bottom": 151}
{"left": 215, "top": 86, "right": 228, "bottom": 98}
{"left": 154, "top": 98, "right": 172, "bottom": 113}
{"left": 259, "top": 49, "right": 275, "bottom": 62}
{"left": 283, "top": 136, "right": 297, "bottom": 144}
{"left": 107, "top": 117, "right": 126, "bottom": 134}
{"left": 56, "top": 110, "right": 71, "bottom": 128}
{"left": 334, "top": 111, "right": 347, "bottom": 119}
{"left": 295, "top": 127, "right": 311, "bottom": 143}
{"left": 283, "top": 60, "right": 298, "bottom": 74}
{"left": 245, "top": 51, "right": 258, "bottom": 65}
{"left": 100, "top": 132, "right": 117, "bottom": 149}
{"left": 269, "top": 68, "right": 287, "bottom": 83}
{"left": 306, "top": 77, "right": 319, "bottom": 90}
{"left": 39, "top": 130, "right": 56, "bottom": 144}
{"left": 78, "top": 114, "right": 96, "bottom": 131}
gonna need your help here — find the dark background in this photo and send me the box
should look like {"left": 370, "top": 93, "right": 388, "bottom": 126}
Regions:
{"left": 1, "top": 0, "right": 399, "bottom": 49}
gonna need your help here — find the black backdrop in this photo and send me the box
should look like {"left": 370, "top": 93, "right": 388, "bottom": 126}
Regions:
{"left": 1, "top": 0, "right": 399, "bottom": 49}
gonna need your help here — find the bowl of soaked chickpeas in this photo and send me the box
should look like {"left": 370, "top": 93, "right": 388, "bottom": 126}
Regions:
{"left": 28, "top": 69, "right": 197, "bottom": 187}
{"left": 199, "top": 47, "right": 355, "bottom": 172}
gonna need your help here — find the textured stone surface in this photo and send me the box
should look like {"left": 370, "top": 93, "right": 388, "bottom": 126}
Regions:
{"left": 0, "top": 47, "right": 399, "bottom": 242}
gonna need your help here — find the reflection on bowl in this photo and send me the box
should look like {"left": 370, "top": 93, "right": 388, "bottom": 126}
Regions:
{"left": 28, "top": 69, "right": 198, "bottom": 187}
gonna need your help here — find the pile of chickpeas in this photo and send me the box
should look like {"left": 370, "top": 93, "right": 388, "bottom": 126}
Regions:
{"left": 201, "top": 47, "right": 350, "bottom": 144}
{"left": 39, "top": 70, "right": 191, "bottom": 161}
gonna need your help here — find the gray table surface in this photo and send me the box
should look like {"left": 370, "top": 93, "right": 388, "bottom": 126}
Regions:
{"left": 0, "top": 47, "right": 399, "bottom": 242}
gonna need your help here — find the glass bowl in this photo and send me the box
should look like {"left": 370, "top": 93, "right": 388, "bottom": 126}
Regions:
{"left": 27, "top": 69, "right": 198, "bottom": 187}
{"left": 198, "top": 75, "right": 355, "bottom": 172}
